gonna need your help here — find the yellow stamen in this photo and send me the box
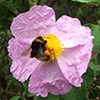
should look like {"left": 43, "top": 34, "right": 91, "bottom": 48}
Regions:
{"left": 43, "top": 34, "right": 63, "bottom": 62}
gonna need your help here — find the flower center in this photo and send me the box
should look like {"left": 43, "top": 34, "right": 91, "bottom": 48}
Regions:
{"left": 30, "top": 34, "right": 63, "bottom": 62}
{"left": 43, "top": 34, "right": 63, "bottom": 62}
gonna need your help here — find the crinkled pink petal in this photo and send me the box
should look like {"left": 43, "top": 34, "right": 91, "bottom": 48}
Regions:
{"left": 11, "top": 5, "right": 55, "bottom": 39}
{"left": 8, "top": 38, "right": 31, "bottom": 60}
{"left": 29, "top": 61, "right": 72, "bottom": 97}
{"left": 8, "top": 38, "right": 41, "bottom": 82}
{"left": 57, "top": 38, "right": 93, "bottom": 87}
{"left": 56, "top": 15, "right": 93, "bottom": 48}
{"left": 11, "top": 57, "right": 40, "bottom": 82}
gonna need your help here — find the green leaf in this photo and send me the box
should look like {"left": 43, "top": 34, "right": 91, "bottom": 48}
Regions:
{"left": 62, "top": 82, "right": 88, "bottom": 100}
{"left": 72, "top": 0, "right": 100, "bottom": 3}
{"left": 26, "top": 93, "right": 34, "bottom": 97}
{"left": 9, "top": 96, "right": 21, "bottom": 100}
{"left": 86, "top": 24, "right": 100, "bottom": 52}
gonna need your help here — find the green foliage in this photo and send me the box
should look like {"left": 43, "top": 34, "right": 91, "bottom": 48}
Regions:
{"left": 61, "top": 83, "right": 88, "bottom": 100}
{"left": 0, "top": 0, "right": 100, "bottom": 100}
{"left": 0, "top": 1, "right": 8, "bottom": 21}
{"left": 89, "top": 62, "right": 100, "bottom": 74}
{"left": 72, "top": 0, "right": 100, "bottom": 3}
{"left": 12, "top": 0, "right": 29, "bottom": 13}
{"left": 86, "top": 24, "right": 100, "bottom": 52}
{"left": 83, "top": 67, "right": 94, "bottom": 86}
{"left": 9, "top": 96, "right": 21, "bottom": 100}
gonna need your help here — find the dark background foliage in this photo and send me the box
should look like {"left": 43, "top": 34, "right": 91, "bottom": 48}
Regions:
{"left": 0, "top": 0, "right": 100, "bottom": 100}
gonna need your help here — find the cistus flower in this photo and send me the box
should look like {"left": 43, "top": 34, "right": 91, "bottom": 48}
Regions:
{"left": 8, "top": 5, "right": 93, "bottom": 97}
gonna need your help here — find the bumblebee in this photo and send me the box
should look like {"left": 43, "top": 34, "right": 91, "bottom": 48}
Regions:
{"left": 30, "top": 36, "right": 50, "bottom": 61}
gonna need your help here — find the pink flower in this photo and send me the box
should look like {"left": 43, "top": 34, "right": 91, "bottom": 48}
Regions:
{"left": 8, "top": 5, "right": 93, "bottom": 97}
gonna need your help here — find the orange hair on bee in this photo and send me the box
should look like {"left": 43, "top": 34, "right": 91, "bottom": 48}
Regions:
{"left": 44, "top": 50, "right": 50, "bottom": 56}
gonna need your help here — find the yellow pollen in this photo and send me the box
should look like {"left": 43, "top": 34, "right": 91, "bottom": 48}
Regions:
{"left": 43, "top": 34, "right": 63, "bottom": 62}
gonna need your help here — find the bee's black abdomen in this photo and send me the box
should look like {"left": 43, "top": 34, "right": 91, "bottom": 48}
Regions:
{"left": 30, "top": 41, "right": 40, "bottom": 57}
{"left": 30, "top": 36, "right": 49, "bottom": 61}
{"left": 30, "top": 51, "right": 36, "bottom": 58}
{"left": 31, "top": 41, "right": 40, "bottom": 49}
